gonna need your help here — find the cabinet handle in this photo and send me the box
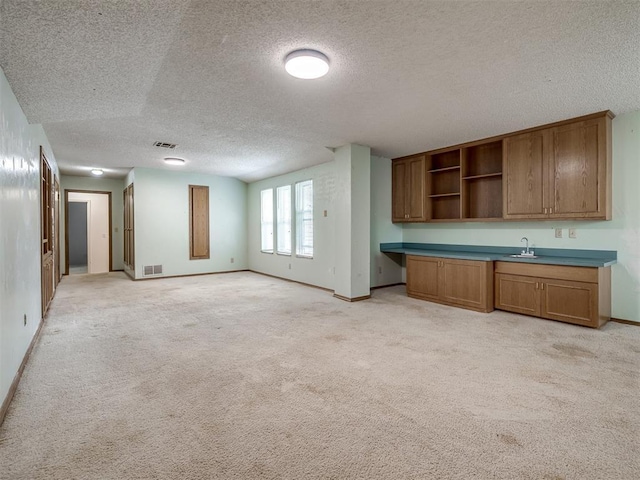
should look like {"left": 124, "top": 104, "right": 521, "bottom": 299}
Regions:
{"left": 549, "top": 208, "right": 553, "bottom": 214}
{"left": 544, "top": 208, "right": 547, "bottom": 214}
{"left": 535, "top": 282, "right": 539, "bottom": 289}
{"left": 541, "top": 283, "right": 545, "bottom": 290}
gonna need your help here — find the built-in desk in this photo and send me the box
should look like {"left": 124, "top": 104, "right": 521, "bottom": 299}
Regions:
{"left": 381, "top": 243, "right": 617, "bottom": 327}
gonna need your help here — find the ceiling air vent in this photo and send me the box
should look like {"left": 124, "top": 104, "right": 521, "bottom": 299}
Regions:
{"left": 153, "top": 141, "right": 177, "bottom": 149}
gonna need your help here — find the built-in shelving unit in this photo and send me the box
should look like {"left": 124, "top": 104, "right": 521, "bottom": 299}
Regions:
{"left": 391, "top": 111, "right": 612, "bottom": 224}
{"left": 425, "top": 140, "right": 502, "bottom": 221}
{"left": 461, "top": 140, "right": 503, "bottom": 220}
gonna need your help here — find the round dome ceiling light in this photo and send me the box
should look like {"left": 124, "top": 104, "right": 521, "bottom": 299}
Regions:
{"left": 91, "top": 169, "right": 104, "bottom": 176}
{"left": 285, "top": 49, "right": 329, "bottom": 79}
{"left": 164, "top": 157, "right": 185, "bottom": 166}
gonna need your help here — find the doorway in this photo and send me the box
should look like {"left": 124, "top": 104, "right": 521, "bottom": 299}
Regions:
{"left": 68, "top": 202, "right": 89, "bottom": 274}
{"left": 65, "top": 190, "right": 112, "bottom": 275}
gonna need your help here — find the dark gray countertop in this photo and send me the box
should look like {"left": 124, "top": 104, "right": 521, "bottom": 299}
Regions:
{"left": 380, "top": 243, "right": 617, "bottom": 267}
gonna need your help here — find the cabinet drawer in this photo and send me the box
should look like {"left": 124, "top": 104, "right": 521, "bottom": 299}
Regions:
{"left": 494, "top": 261, "right": 598, "bottom": 283}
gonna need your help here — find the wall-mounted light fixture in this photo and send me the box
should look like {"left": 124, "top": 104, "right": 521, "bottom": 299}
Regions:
{"left": 285, "top": 49, "right": 329, "bottom": 79}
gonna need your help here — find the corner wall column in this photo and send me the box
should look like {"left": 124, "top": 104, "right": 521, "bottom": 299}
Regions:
{"left": 334, "top": 144, "right": 371, "bottom": 300}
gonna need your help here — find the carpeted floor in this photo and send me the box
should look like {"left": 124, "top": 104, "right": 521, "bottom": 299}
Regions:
{"left": 1, "top": 271, "right": 639, "bottom": 479}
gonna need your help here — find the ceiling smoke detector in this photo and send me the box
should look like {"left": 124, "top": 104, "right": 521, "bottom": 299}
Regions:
{"left": 153, "top": 141, "right": 177, "bottom": 149}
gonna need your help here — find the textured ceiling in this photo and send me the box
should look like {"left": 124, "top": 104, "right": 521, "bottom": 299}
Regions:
{"left": 1, "top": 1, "right": 639, "bottom": 182}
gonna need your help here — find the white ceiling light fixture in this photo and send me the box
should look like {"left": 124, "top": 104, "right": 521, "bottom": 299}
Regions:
{"left": 91, "top": 169, "right": 104, "bottom": 176}
{"left": 285, "top": 49, "right": 329, "bottom": 79}
{"left": 164, "top": 157, "right": 186, "bottom": 166}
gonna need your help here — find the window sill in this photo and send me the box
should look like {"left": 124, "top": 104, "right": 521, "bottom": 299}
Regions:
{"left": 276, "top": 252, "right": 292, "bottom": 257}
{"left": 261, "top": 250, "right": 273, "bottom": 254}
{"left": 296, "top": 255, "right": 313, "bottom": 259}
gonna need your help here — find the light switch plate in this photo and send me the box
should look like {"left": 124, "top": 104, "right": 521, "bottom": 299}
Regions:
{"left": 569, "top": 228, "right": 577, "bottom": 238}
{"left": 555, "top": 228, "right": 562, "bottom": 238}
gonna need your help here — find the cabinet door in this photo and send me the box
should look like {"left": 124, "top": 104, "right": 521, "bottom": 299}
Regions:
{"left": 392, "top": 160, "right": 407, "bottom": 222}
{"left": 495, "top": 273, "right": 541, "bottom": 316}
{"left": 541, "top": 278, "right": 598, "bottom": 327}
{"left": 441, "top": 259, "right": 493, "bottom": 312}
{"left": 406, "top": 255, "right": 440, "bottom": 301}
{"left": 548, "top": 117, "right": 608, "bottom": 219}
{"left": 407, "top": 156, "right": 426, "bottom": 221}
{"left": 503, "top": 130, "right": 547, "bottom": 219}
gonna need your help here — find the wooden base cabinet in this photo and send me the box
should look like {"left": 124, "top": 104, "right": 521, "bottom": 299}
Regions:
{"left": 406, "top": 255, "right": 494, "bottom": 313}
{"left": 494, "top": 262, "right": 611, "bottom": 328}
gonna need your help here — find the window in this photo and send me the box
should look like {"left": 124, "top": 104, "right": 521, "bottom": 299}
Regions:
{"left": 295, "top": 180, "right": 313, "bottom": 257}
{"left": 276, "top": 185, "right": 292, "bottom": 255}
{"left": 260, "top": 188, "right": 273, "bottom": 252}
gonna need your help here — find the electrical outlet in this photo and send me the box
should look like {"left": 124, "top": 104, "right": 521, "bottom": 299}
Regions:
{"left": 569, "top": 228, "right": 577, "bottom": 239}
{"left": 323, "top": 210, "right": 328, "bottom": 217}
{"left": 288, "top": 263, "right": 292, "bottom": 270}
{"left": 230, "top": 257, "right": 234, "bottom": 263}
{"left": 555, "top": 228, "right": 562, "bottom": 238}
{"left": 23, "top": 314, "right": 27, "bottom": 326}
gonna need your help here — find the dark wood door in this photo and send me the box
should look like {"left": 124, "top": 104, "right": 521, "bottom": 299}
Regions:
{"left": 541, "top": 278, "right": 598, "bottom": 327}
{"left": 503, "top": 130, "right": 547, "bottom": 219}
{"left": 494, "top": 273, "right": 540, "bottom": 317}
{"left": 441, "top": 259, "right": 492, "bottom": 312}
{"left": 549, "top": 117, "right": 606, "bottom": 218}
{"left": 406, "top": 255, "right": 440, "bottom": 301}
{"left": 392, "top": 159, "right": 407, "bottom": 222}
{"left": 406, "top": 155, "right": 426, "bottom": 221}
{"left": 40, "top": 147, "right": 55, "bottom": 316}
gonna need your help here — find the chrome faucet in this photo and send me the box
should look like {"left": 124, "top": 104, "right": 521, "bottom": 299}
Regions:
{"left": 521, "top": 237, "right": 534, "bottom": 256}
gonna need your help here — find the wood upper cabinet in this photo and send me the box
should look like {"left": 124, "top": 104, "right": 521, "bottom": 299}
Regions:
{"left": 494, "top": 261, "right": 611, "bottom": 328}
{"left": 392, "top": 155, "right": 426, "bottom": 222}
{"left": 406, "top": 255, "right": 494, "bottom": 313}
{"left": 503, "top": 112, "right": 612, "bottom": 220}
{"left": 503, "top": 130, "right": 547, "bottom": 218}
{"left": 548, "top": 116, "right": 610, "bottom": 219}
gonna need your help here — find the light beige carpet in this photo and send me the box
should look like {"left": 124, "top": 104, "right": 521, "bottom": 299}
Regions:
{"left": 1, "top": 272, "right": 638, "bottom": 479}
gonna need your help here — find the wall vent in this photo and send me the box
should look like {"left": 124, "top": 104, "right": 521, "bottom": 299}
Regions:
{"left": 143, "top": 265, "right": 163, "bottom": 276}
{"left": 153, "top": 141, "right": 177, "bottom": 149}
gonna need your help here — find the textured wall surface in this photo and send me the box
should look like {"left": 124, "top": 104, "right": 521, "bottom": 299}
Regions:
{"left": 248, "top": 160, "right": 336, "bottom": 290}
{"left": 131, "top": 168, "right": 248, "bottom": 279}
{"left": 370, "top": 156, "right": 403, "bottom": 288}
{"left": 0, "top": 67, "right": 58, "bottom": 404}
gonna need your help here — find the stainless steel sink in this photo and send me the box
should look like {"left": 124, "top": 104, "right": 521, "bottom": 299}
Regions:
{"left": 507, "top": 254, "right": 538, "bottom": 259}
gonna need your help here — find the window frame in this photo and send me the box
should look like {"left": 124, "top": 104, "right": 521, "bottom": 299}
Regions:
{"left": 260, "top": 188, "right": 274, "bottom": 254}
{"left": 276, "top": 185, "right": 292, "bottom": 256}
{"left": 295, "top": 180, "right": 313, "bottom": 259}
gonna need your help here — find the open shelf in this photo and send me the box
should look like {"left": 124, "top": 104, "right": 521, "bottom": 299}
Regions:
{"left": 463, "top": 141, "right": 503, "bottom": 177}
{"left": 462, "top": 175, "right": 503, "bottom": 219}
{"left": 429, "top": 192, "right": 461, "bottom": 198}
{"left": 428, "top": 165, "right": 460, "bottom": 173}
{"left": 430, "top": 196, "right": 461, "bottom": 220}
{"left": 429, "top": 169, "right": 460, "bottom": 197}
{"left": 463, "top": 172, "right": 503, "bottom": 180}
{"left": 429, "top": 150, "right": 461, "bottom": 170}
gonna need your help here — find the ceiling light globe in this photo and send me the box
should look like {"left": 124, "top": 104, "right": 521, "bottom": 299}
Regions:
{"left": 285, "top": 49, "right": 329, "bottom": 79}
{"left": 164, "top": 157, "right": 185, "bottom": 166}
{"left": 91, "top": 169, "right": 104, "bottom": 176}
